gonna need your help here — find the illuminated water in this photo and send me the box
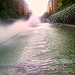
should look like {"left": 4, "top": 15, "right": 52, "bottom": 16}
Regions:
{"left": 0, "top": 20, "right": 75, "bottom": 75}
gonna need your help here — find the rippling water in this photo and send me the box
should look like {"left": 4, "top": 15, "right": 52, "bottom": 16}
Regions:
{"left": 0, "top": 21, "right": 75, "bottom": 75}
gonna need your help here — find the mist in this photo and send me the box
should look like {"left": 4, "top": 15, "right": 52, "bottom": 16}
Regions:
{"left": 0, "top": 14, "right": 41, "bottom": 44}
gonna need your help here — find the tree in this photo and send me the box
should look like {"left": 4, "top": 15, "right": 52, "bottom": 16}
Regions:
{"left": 56, "top": 0, "right": 75, "bottom": 12}
{"left": 0, "top": 0, "right": 27, "bottom": 19}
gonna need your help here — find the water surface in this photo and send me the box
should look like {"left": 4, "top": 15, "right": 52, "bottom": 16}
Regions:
{"left": 0, "top": 22, "right": 75, "bottom": 75}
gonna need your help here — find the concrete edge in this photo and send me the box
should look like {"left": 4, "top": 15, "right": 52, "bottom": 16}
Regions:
{"left": 52, "top": 22, "right": 75, "bottom": 28}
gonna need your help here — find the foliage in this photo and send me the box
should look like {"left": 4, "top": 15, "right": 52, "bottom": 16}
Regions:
{"left": 56, "top": 0, "right": 75, "bottom": 12}
{"left": 0, "top": 0, "right": 26, "bottom": 21}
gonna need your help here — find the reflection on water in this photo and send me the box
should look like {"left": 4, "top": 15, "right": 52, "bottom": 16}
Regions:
{"left": 0, "top": 21, "right": 75, "bottom": 75}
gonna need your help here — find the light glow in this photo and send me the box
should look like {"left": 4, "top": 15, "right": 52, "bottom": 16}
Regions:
{"left": 25, "top": 0, "right": 49, "bottom": 16}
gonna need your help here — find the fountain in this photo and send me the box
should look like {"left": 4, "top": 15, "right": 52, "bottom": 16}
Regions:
{"left": 49, "top": 4, "right": 75, "bottom": 24}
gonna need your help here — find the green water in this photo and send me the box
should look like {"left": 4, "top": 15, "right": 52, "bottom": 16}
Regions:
{"left": 0, "top": 23, "right": 75, "bottom": 75}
